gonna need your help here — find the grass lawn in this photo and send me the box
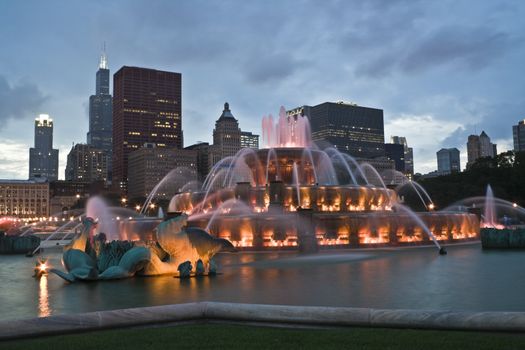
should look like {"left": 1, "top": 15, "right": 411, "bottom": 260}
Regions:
{"left": 2, "top": 323, "right": 525, "bottom": 350}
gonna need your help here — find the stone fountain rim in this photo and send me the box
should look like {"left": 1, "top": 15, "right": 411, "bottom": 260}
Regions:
{"left": 1, "top": 300, "right": 525, "bottom": 340}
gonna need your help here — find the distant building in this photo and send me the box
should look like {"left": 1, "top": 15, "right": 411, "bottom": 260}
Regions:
{"left": 87, "top": 48, "right": 113, "bottom": 179}
{"left": 29, "top": 114, "right": 59, "bottom": 181}
{"left": 65, "top": 144, "right": 108, "bottom": 182}
{"left": 513, "top": 120, "right": 525, "bottom": 152}
{"left": 127, "top": 144, "right": 197, "bottom": 200}
{"left": 384, "top": 143, "right": 405, "bottom": 173}
{"left": 390, "top": 136, "right": 414, "bottom": 179}
{"left": 0, "top": 179, "right": 49, "bottom": 218}
{"left": 185, "top": 142, "right": 210, "bottom": 182}
{"left": 240, "top": 131, "right": 259, "bottom": 149}
{"left": 112, "top": 66, "right": 183, "bottom": 193}
{"left": 358, "top": 157, "right": 395, "bottom": 186}
{"left": 287, "top": 101, "right": 385, "bottom": 158}
{"left": 467, "top": 131, "right": 497, "bottom": 168}
{"left": 420, "top": 170, "right": 440, "bottom": 179}
{"left": 437, "top": 148, "right": 460, "bottom": 175}
{"left": 209, "top": 102, "right": 242, "bottom": 170}
{"left": 49, "top": 180, "right": 97, "bottom": 215}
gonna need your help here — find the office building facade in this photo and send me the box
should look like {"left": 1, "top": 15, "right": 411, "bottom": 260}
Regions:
{"left": 437, "top": 148, "right": 460, "bottom": 175}
{"left": 65, "top": 143, "right": 108, "bottom": 182}
{"left": 384, "top": 143, "right": 405, "bottom": 173}
{"left": 240, "top": 131, "right": 259, "bottom": 149}
{"left": 390, "top": 136, "right": 414, "bottom": 179}
{"left": 467, "top": 131, "right": 497, "bottom": 168}
{"left": 185, "top": 142, "right": 210, "bottom": 182}
{"left": 113, "top": 66, "right": 182, "bottom": 192}
{"left": 0, "top": 179, "right": 49, "bottom": 218}
{"left": 49, "top": 180, "right": 95, "bottom": 215}
{"left": 127, "top": 144, "right": 196, "bottom": 200}
{"left": 29, "top": 114, "right": 59, "bottom": 181}
{"left": 288, "top": 102, "right": 385, "bottom": 158}
{"left": 513, "top": 120, "right": 525, "bottom": 152}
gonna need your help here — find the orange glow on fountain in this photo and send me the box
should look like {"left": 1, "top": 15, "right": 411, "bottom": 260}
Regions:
{"left": 160, "top": 107, "right": 481, "bottom": 251}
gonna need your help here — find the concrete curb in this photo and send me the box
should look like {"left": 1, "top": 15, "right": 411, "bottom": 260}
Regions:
{"left": 2, "top": 302, "right": 525, "bottom": 340}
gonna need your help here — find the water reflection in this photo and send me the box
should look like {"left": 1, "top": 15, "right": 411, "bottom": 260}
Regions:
{"left": 5, "top": 243, "right": 525, "bottom": 321}
{"left": 38, "top": 275, "right": 51, "bottom": 317}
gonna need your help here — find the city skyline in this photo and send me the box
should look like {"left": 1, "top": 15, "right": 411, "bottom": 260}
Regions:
{"left": 0, "top": 1, "right": 524, "bottom": 179}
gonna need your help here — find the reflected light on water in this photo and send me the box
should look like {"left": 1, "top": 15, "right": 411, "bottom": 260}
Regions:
{"left": 39, "top": 275, "right": 51, "bottom": 317}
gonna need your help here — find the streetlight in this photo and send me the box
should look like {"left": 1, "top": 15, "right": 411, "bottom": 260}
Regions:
{"left": 428, "top": 203, "right": 435, "bottom": 211}
{"left": 135, "top": 205, "right": 141, "bottom": 212}
{"left": 121, "top": 197, "right": 127, "bottom": 206}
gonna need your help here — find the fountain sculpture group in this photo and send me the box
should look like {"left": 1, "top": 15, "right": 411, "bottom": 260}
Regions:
{"left": 50, "top": 215, "right": 236, "bottom": 281}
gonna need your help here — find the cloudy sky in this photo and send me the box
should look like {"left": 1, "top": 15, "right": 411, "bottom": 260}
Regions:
{"left": 0, "top": 0, "right": 524, "bottom": 179}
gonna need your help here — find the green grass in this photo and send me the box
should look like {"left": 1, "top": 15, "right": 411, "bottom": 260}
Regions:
{"left": 2, "top": 323, "right": 525, "bottom": 350}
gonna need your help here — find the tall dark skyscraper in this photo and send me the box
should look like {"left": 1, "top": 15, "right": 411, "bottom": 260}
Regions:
{"left": 87, "top": 49, "right": 113, "bottom": 179}
{"left": 288, "top": 102, "right": 385, "bottom": 158}
{"left": 385, "top": 143, "right": 405, "bottom": 173}
{"left": 29, "top": 114, "right": 59, "bottom": 180}
{"left": 112, "top": 66, "right": 182, "bottom": 192}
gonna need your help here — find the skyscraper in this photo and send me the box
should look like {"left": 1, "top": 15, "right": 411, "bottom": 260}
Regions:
{"left": 127, "top": 144, "right": 197, "bottom": 200}
{"left": 209, "top": 102, "right": 241, "bottom": 169}
{"left": 384, "top": 143, "right": 405, "bottom": 173}
{"left": 513, "top": 120, "right": 525, "bottom": 152}
{"left": 87, "top": 49, "right": 112, "bottom": 166}
{"left": 390, "top": 136, "right": 414, "bottom": 179}
{"left": 29, "top": 114, "right": 59, "bottom": 180}
{"left": 437, "top": 148, "right": 460, "bottom": 175}
{"left": 288, "top": 102, "right": 385, "bottom": 158}
{"left": 467, "top": 131, "right": 497, "bottom": 168}
{"left": 185, "top": 142, "right": 210, "bottom": 182}
{"left": 65, "top": 143, "right": 108, "bottom": 182}
{"left": 112, "top": 66, "right": 182, "bottom": 192}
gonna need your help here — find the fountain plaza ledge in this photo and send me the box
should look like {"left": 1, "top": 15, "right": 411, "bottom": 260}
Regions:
{"left": 2, "top": 301, "right": 525, "bottom": 340}
{"left": 481, "top": 227, "right": 525, "bottom": 249}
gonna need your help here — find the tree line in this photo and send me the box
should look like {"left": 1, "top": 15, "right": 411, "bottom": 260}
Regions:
{"left": 414, "top": 151, "right": 525, "bottom": 209}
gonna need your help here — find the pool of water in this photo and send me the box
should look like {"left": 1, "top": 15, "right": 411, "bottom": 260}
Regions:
{"left": 1, "top": 242, "right": 523, "bottom": 321}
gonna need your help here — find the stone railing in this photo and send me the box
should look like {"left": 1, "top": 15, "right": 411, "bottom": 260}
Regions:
{"left": 1, "top": 302, "right": 525, "bottom": 340}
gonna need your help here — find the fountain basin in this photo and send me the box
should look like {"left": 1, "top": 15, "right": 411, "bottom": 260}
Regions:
{"left": 188, "top": 211, "right": 479, "bottom": 249}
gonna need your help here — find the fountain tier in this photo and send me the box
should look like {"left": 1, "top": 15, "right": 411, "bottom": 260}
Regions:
{"left": 165, "top": 145, "right": 479, "bottom": 250}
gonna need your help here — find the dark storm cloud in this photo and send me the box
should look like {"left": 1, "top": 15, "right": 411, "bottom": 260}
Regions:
{"left": 0, "top": 0, "right": 524, "bottom": 177}
{"left": 244, "top": 53, "right": 307, "bottom": 84}
{"left": 0, "top": 76, "right": 47, "bottom": 129}
{"left": 340, "top": 1, "right": 519, "bottom": 78}
{"left": 440, "top": 126, "right": 470, "bottom": 148}
{"left": 401, "top": 26, "right": 513, "bottom": 73}
{"left": 475, "top": 101, "right": 525, "bottom": 140}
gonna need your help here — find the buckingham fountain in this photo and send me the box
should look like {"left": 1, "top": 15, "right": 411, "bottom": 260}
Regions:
{"left": 130, "top": 107, "right": 479, "bottom": 252}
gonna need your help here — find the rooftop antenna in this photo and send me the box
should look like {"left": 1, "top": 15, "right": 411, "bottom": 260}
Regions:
{"left": 99, "top": 42, "right": 108, "bottom": 69}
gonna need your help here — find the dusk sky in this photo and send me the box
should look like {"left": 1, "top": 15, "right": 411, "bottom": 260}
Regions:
{"left": 0, "top": 0, "right": 524, "bottom": 179}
